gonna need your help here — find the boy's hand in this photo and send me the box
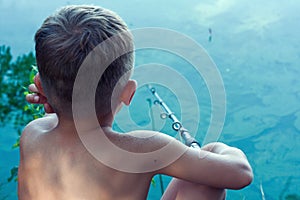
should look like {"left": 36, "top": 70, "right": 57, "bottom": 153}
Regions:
{"left": 25, "top": 74, "right": 54, "bottom": 113}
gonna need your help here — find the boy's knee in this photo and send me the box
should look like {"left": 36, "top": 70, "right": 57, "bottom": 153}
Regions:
{"left": 180, "top": 182, "right": 226, "bottom": 200}
{"left": 163, "top": 178, "right": 226, "bottom": 200}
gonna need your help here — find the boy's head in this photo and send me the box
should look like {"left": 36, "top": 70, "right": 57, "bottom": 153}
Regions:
{"left": 34, "top": 5, "right": 135, "bottom": 118}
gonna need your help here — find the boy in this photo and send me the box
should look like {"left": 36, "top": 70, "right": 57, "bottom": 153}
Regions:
{"left": 19, "top": 5, "right": 253, "bottom": 200}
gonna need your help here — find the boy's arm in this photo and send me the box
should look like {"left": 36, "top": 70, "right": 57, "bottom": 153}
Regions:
{"left": 129, "top": 130, "right": 252, "bottom": 189}
{"left": 156, "top": 140, "right": 253, "bottom": 189}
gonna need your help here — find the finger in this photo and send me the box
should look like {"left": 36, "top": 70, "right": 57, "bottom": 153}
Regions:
{"left": 28, "top": 84, "right": 39, "bottom": 93}
{"left": 26, "top": 93, "right": 38, "bottom": 104}
{"left": 26, "top": 93, "right": 48, "bottom": 104}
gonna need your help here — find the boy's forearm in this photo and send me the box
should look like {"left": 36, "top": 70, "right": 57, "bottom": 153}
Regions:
{"left": 201, "top": 142, "right": 229, "bottom": 154}
{"left": 202, "top": 142, "right": 248, "bottom": 160}
{"left": 201, "top": 142, "right": 253, "bottom": 189}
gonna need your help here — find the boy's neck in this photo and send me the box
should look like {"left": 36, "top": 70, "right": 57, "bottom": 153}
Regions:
{"left": 57, "top": 112, "right": 115, "bottom": 131}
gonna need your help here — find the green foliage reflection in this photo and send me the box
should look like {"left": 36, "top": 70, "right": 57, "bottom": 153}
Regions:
{"left": 0, "top": 45, "right": 43, "bottom": 183}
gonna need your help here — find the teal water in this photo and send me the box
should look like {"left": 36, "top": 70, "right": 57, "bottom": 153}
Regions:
{"left": 1, "top": 0, "right": 300, "bottom": 199}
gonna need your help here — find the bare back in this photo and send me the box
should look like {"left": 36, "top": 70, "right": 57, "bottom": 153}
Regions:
{"left": 19, "top": 114, "right": 252, "bottom": 200}
{"left": 18, "top": 115, "right": 153, "bottom": 200}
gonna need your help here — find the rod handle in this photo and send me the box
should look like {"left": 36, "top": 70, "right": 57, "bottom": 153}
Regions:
{"left": 180, "top": 129, "right": 201, "bottom": 149}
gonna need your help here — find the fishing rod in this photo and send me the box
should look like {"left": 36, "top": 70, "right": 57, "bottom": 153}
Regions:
{"left": 147, "top": 85, "right": 201, "bottom": 149}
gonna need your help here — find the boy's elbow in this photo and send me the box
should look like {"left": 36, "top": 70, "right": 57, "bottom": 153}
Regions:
{"left": 232, "top": 163, "right": 253, "bottom": 189}
{"left": 239, "top": 167, "right": 253, "bottom": 189}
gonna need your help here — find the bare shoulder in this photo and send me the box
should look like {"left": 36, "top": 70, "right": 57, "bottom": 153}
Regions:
{"left": 23, "top": 113, "right": 58, "bottom": 134}
{"left": 18, "top": 114, "right": 58, "bottom": 199}
{"left": 125, "top": 130, "right": 185, "bottom": 152}
{"left": 127, "top": 130, "right": 173, "bottom": 141}
{"left": 20, "top": 114, "right": 58, "bottom": 152}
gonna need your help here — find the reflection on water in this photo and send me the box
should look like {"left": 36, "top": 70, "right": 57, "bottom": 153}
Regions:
{"left": 0, "top": 126, "right": 19, "bottom": 199}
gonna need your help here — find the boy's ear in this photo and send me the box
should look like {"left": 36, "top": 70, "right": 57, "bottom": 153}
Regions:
{"left": 34, "top": 73, "right": 45, "bottom": 96}
{"left": 120, "top": 80, "right": 137, "bottom": 106}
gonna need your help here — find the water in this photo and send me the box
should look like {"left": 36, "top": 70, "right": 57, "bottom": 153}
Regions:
{"left": 0, "top": 126, "right": 19, "bottom": 199}
{"left": 1, "top": 0, "right": 300, "bottom": 199}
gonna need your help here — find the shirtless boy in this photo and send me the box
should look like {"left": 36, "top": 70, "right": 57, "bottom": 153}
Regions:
{"left": 18, "top": 5, "right": 253, "bottom": 200}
